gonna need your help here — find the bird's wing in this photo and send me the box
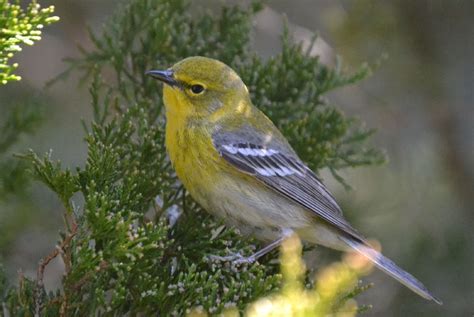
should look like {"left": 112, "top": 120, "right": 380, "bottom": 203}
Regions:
{"left": 213, "top": 124, "right": 442, "bottom": 304}
{"left": 212, "top": 125, "right": 364, "bottom": 241}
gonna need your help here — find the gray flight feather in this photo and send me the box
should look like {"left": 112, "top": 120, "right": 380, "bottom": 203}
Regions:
{"left": 212, "top": 124, "right": 363, "bottom": 241}
{"left": 212, "top": 124, "right": 442, "bottom": 304}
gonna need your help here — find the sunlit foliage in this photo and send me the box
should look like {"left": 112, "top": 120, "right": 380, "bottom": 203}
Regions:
{"left": 0, "top": 0, "right": 59, "bottom": 84}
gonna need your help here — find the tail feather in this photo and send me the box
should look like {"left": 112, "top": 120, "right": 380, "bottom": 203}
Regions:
{"left": 341, "top": 237, "right": 442, "bottom": 305}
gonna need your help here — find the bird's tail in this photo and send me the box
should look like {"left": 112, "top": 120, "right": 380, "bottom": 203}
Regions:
{"left": 340, "top": 236, "right": 442, "bottom": 305}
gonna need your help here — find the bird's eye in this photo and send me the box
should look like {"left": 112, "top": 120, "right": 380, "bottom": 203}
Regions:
{"left": 190, "top": 84, "right": 205, "bottom": 94}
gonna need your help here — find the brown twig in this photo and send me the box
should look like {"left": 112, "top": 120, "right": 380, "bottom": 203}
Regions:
{"left": 34, "top": 222, "right": 78, "bottom": 317}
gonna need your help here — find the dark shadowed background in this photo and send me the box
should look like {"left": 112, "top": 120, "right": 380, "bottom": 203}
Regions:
{"left": 0, "top": 1, "right": 472, "bottom": 316}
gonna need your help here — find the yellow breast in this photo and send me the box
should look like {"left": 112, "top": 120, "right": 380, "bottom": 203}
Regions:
{"left": 166, "top": 123, "right": 219, "bottom": 194}
{"left": 163, "top": 87, "right": 222, "bottom": 208}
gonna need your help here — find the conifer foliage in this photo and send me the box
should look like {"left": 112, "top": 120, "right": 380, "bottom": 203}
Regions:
{"left": 0, "top": 0, "right": 59, "bottom": 84}
{"left": 1, "top": 0, "right": 383, "bottom": 315}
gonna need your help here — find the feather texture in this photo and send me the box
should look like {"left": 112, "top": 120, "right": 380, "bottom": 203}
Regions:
{"left": 341, "top": 237, "right": 443, "bottom": 305}
{"left": 213, "top": 136, "right": 364, "bottom": 242}
{"left": 213, "top": 130, "right": 441, "bottom": 305}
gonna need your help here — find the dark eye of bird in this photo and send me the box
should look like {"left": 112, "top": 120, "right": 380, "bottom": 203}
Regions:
{"left": 190, "top": 84, "right": 204, "bottom": 94}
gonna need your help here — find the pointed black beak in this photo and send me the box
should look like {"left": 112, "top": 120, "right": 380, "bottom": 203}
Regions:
{"left": 146, "top": 69, "right": 179, "bottom": 87}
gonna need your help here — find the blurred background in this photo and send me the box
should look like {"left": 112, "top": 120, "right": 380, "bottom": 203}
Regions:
{"left": 0, "top": 0, "right": 472, "bottom": 315}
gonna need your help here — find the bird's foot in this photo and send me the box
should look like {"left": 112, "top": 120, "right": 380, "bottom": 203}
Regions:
{"left": 207, "top": 252, "right": 256, "bottom": 265}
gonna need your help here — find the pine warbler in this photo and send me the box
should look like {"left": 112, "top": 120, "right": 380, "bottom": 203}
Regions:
{"left": 147, "top": 56, "right": 441, "bottom": 304}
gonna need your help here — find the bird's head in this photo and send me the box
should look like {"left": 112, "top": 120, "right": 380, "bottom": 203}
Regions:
{"left": 147, "top": 56, "right": 250, "bottom": 119}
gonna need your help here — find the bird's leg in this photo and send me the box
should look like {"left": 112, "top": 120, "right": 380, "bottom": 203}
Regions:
{"left": 208, "top": 229, "right": 294, "bottom": 264}
{"left": 233, "top": 236, "right": 286, "bottom": 264}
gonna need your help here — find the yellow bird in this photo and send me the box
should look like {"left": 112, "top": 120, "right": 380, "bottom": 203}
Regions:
{"left": 147, "top": 56, "right": 441, "bottom": 305}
